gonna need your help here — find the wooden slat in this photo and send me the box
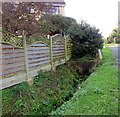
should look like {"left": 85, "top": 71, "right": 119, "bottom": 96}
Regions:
{"left": 27, "top": 47, "right": 49, "bottom": 51}
{"left": 27, "top": 50, "right": 50, "bottom": 55}
{"left": 1, "top": 53, "right": 24, "bottom": 59}
{"left": 0, "top": 66, "right": 24, "bottom": 75}
{"left": 53, "top": 59, "right": 66, "bottom": 67}
{"left": 53, "top": 53, "right": 65, "bottom": 58}
{"left": 31, "top": 43, "right": 48, "bottom": 47}
{"left": 52, "top": 48, "right": 65, "bottom": 51}
{"left": 28, "top": 54, "right": 50, "bottom": 59}
{"left": 0, "top": 44, "right": 15, "bottom": 49}
{"left": 53, "top": 52, "right": 65, "bottom": 56}
{"left": 2, "top": 49, "right": 24, "bottom": 54}
{"left": 52, "top": 45, "right": 64, "bottom": 48}
{"left": 1, "top": 57, "right": 24, "bottom": 64}
{"left": 53, "top": 56, "right": 64, "bottom": 61}
{"left": 28, "top": 64, "right": 51, "bottom": 76}
{"left": 28, "top": 57, "right": 50, "bottom": 64}
{"left": 53, "top": 50, "right": 65, "bottom": 53}
{"left": 53, "top": 41, "right": 63, "bottom": 45}
{"left": 0, "top": 73, "right": 26, "bottom": 90}
{"left": 1, "top": 66, "right": 25, "bottom": 76}
{"left": 28, "top": 60, "right": 50, "bottom": 68}
{"left": 2, "top": 62, "right": 25, "bottom": 70}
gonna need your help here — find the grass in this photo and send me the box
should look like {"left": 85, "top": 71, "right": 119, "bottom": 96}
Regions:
{"left": 105, "top": 43, "right": 119, "bottom": 47}
{"left": 1, "top": 65, "right": 80, "bottom": 115}
{"left": 1, "top": 47, "right": 118, "bottom": 116}
{"left": 50, "top": 47, "right": 118, "bottom": 115}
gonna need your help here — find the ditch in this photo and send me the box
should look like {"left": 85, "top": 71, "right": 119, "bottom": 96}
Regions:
{"left": 2, "top": 59, "right": 100, "bottom": 115}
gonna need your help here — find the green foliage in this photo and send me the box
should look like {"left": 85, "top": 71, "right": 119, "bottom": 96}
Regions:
{"left": 15, "top": 100, "right": 24, "bottom": 108}
{"left": 67, "top": 20, "right": 103, "bottom": 58}
{"left": 50, "top": 47, "right": 118, "bottom": 115}
{"left": 2, "top": 65, "right": 79, "bottom": 115}
{"left": 37, "top": 15, "right": 77, "bottom": 35}
{"left": 77, "top": 55, "right": 96, "bottom": 61}
{"left": 107, "top": 28, "right": 120, "bottom": 44}
{"left": 102, "top": 37, "right": 107, "bottom": 44}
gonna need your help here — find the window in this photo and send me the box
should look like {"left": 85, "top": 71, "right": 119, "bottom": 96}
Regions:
{"left": 54, "top": 6, "right": 59, "bottom": 14}
{"left": 30, "top": 8, "right": 35, "bottom": 14}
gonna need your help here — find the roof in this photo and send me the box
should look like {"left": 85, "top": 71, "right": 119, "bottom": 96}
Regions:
{"left": 2, "top": 0, "right": 65, "bottom": 4}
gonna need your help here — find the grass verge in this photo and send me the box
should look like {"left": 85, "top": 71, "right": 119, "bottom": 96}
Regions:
{"left": 50, "top": 47, "right": 118, "bottom": 115}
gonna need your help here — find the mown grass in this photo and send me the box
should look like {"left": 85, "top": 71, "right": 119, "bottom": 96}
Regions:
{"left": 1, "top": 65, "right": 80, "bottom": 115}
{"left": 50, "top": 47, "right": 118, "bottom": 115}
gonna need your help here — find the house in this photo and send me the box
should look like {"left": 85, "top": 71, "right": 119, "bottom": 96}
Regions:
{"left": 35, "top": 0, "right": 66, "bottom": 16}
{"left": 5, "top": 0, "right": 66, "bottom": 16}
{"left": 1, "top": 0, "right": 66, "bottom": 35}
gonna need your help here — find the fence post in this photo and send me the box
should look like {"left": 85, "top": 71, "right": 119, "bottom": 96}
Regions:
{"left": 98, "top": 49, "right": 102, "bottom": 60}
{"left": 23, "top": 34, "right": 33, "bottom": 85}
{"left": 0, "top": 2, "right": 2, "bottom": 116}
{"left": 50, "top": 36, "right": 53, "bottom": 70}
{"left": 64, "top": 35, "right": 67, "bottom": 62}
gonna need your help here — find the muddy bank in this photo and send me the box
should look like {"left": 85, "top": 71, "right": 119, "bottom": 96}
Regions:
{"left": 66, "top": 60, "right": 101, "bottom": 80}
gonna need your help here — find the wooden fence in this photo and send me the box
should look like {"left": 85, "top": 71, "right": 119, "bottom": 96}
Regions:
{"left": 0, "top": 32, "right": 72, "bottom": 90}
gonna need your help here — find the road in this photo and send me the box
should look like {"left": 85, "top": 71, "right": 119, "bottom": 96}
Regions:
{"left": 109, "top": 45, "right": 120, "bottom": 69}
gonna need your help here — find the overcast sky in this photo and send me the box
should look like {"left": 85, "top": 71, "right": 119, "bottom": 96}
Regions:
{"left": 64, "top": 0, "right": 119, "bottom": 38}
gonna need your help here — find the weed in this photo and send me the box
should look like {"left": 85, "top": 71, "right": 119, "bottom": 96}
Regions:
{"left": 15, "top": 99, "right": 24, "bottom": 108}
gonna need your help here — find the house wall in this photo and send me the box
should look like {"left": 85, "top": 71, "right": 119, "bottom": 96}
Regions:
{"left": 58, "top": 6, "right": 65, "bottom": 15}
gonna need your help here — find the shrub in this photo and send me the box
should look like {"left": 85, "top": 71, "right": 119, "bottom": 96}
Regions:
{"left": 37, "top": 15, "right": 77, "bottom": 35}
{"left": 67, "top": 20, "right": 103, "bottom": 59}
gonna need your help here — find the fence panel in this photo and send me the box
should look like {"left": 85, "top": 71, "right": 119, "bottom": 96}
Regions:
{"left": 52, "top": 34, "right": 66, "bottom": 66}
{"left": 28, "top": 42, "right": 50, "bottom": 70}
{"left": 66, "top": 36, "right": 72, "bottom": 60}
{"left": 0, "top": 43, "right": 25, "bottom": 77}
{"left": 0, "top": 32, "right": 72, "bottom": 90}
{"left": 52, "top": 41, "right": 65, "bottom": 62}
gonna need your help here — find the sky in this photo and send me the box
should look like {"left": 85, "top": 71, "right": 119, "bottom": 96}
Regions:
{"left": 64, "top": 0, "right": 119, "bottom": 38}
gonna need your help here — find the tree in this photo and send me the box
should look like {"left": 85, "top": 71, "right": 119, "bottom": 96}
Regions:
{"left": 67, "top": 20, "right": 103, "bottom": 58}
{"left": 2, "top": 2, "right": 56, "bottom": 36}
{"left": 108, "top": 28, "right": 120, "bottom": 43}
{"left": 37, "top": 15, "right": 77, "bottom": 35}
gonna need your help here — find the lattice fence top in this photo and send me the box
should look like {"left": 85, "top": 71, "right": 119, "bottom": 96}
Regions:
{"left": 28, "top": 33, "right": 49, "bottom": 46}
{"left": 1, "top": 31, "right": 72, "bottom": 48}
{"left": 2, "top": 31, "right": 24, "bottom": 48}
{"left": 52, "top": 34, "right": 65, "bottom": 43}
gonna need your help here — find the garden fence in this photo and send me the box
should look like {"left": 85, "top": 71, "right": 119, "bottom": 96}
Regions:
{"left": 0, "top": 31, "right": 72, "bottom": 90}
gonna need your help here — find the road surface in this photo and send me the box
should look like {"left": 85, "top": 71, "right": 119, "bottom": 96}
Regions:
{"left": 109, "top": 45, "right": 120, "bottom": 69}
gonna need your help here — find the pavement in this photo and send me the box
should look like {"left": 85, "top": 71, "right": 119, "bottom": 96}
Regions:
{"left": 109, "top": 45, "right": 120, "bottom": 69}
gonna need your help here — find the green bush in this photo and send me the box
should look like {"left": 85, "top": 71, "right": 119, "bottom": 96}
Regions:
{"left": 37, "top": 15, "right": 77, "bottom": 35}
{"left": 67, "top": 20, "right": 103, "bottom": 59}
